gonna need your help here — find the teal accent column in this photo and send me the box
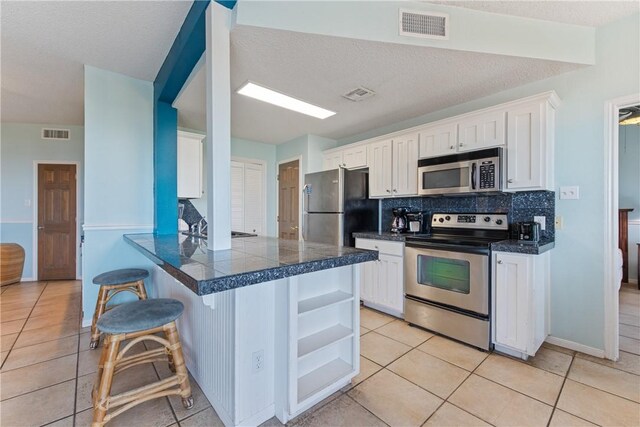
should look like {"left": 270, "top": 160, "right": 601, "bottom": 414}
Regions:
{"left": 154, "top": 101, "right": 178, "bottom": 234}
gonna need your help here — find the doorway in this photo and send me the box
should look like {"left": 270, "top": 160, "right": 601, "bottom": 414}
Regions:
{"left": 278, "top": 159, "right": 300, "bottom": 240}
{"left": 37, "top": 163, "right": 77, "bottom": 280}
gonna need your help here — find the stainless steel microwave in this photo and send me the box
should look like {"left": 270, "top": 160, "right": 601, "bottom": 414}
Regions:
{"left": 418, "top": 148, "right": 503, "bottom": 196}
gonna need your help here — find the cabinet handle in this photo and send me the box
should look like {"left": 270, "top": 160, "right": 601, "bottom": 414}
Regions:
{"left": 497, "top": 260, "right": 503, "bottom": 264}
{"left": 450, "top": 145, "right": 455, "bottom": 149}
{"left": 374, "top": 245, "right": 379, "bottom": 249}
{"left": 392, "top": 189, "right": 397, "bottom": 193}
{"left": 507, "top": 179, "right": 514, "bottom": 183}
{"left": 459, "top": 143, "right": 464, "bottom": 147}
{"left": 386, "top": 189, "right": 391, "bottom": 193}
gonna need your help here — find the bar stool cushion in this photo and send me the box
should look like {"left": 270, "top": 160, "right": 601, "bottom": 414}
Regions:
{"left": 97, "top": 299, "right": 184, "bottom": 334}
{"left": 93, "top": 268, "right": 149, "bottom": 286}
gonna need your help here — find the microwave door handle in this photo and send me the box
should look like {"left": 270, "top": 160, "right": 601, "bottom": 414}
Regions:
{"left": 471, "top": 162, "right": 477, "bottom": 190}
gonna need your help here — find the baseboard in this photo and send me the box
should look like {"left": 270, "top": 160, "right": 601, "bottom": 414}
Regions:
{"left": 239, "top": 403, "right": 275, "bottom": 427}
{"left": 82, "top": 318, "right": 93, "bottom": 328}
{"left": 545, "top": 336, "right": 605, "bottom": 358}
{"left": 19, "top": 277, "right": 36, "bottom": 282}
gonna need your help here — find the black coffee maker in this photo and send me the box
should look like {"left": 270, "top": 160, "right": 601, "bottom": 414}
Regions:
{"left": 391, "top": 207, "right": 409, "bottom": 233}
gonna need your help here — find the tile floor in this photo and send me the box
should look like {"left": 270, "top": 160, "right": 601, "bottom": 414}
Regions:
{"left": 1, "top": 280, "right": 639, "bottom": 426}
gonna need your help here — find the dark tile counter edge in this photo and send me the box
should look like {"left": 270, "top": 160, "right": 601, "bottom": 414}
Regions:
{"left": 124, "top": 235, "right": 378, "bottom": 296}
{"left": 353, "top": 232, "right": 407, "bottom": 242}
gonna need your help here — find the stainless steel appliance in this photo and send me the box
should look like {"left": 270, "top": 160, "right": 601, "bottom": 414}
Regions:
{"left": 404, "top": 213, "right": 509, "bottom": 350}
{"left": 391, "top": 207, "right": 409, "bottom": 233}
{"left": 302, "top": 168, "right": 378, "bottom": 247}
{"left": 515, "top": 221, "right": 541, "bottom": 243}
{"left": 407, "top": 212, "right": 424, "bottom": 233}
{"left": 418, "top": 148, "right": 503, "bottom": 196}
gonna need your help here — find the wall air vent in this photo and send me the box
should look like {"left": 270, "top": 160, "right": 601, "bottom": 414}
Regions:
{"left": 399, "top": 9, "right": 449, "bottom": 40}
{"left": 342, "top": 86, "right": 376, "bottom": 102}
{"left": 41, "top": 128, "right": 70, "bottom": 140}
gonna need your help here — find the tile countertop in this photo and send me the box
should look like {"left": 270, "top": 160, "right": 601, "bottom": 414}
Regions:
{"left": 353, "top": 232, "right": 555, "bottom": 255}
{"left": 124, "top": 233, "right": 378, "bottom": 296}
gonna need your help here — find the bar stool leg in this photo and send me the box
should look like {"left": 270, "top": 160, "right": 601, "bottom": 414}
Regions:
{"left": 92, "top": 335, "right": 121, "bottom": 427}
{"left": 136, "top": 279, "right": 148, "bottom": 300}
{"left": 90, "top": 287, "right": 109, "bottom": 349}
{"left": 165, "top": 322, "right": 193, "bottom": 409}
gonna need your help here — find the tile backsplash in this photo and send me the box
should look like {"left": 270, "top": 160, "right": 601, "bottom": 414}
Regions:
{"left": 380, "top": 190, "right": 555, "bottom": 239}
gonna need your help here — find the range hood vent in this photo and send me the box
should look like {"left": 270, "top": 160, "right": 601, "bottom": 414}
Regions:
{"left": 342, "top": 86, "right": 376, "bottom": 102}
{"left": 41, "top": 128, "right": 70, "bottom": 140}
{"left": 399, "top": 9, "right": 449, "bottom": 40}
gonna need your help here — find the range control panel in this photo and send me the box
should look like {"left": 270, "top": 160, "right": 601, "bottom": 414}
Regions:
{"left": 431, "top": 213, "right": 509, "bottom": 230}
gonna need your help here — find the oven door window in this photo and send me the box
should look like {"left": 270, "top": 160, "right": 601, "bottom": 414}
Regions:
{"left": 416, "top": 255, "right": 470, "bottom": 294}
{"left": 422, "top": 166, "right": 469, "bottom": 190}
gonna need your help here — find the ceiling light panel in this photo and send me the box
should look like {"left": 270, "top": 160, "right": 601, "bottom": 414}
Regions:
{"left": 237, "top": 82, "right": 336, "bottom": 119}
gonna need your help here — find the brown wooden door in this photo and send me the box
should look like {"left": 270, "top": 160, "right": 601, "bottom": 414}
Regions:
{"left": 278, "top": 160, "right": 299, "bottom": 240}
{"left": 38, "top": 164, "right": 77, "bottom": 280}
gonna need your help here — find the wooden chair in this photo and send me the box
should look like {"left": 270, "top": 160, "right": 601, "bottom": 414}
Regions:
{"left": 90, "top": 268, "right": 149, "bottom": 349}
{"left": 92, "top": 298, "right": 193, "bottom": 426}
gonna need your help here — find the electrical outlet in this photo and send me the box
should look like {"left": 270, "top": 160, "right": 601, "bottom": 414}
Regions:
{"left": 252, "top": 350, "right": 264, "bottom": 373}
{"left": 559, "top": 186, "right": 580, "bottom": 200}
{"left": 555, "top": 216, "right": 563, "bottom": 230}
{"left": 534, "top": 216, "right": 546, "bottom": 231}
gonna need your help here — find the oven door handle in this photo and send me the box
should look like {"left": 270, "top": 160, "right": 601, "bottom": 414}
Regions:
{"left": 405, "top": 240, "right": 490, "bottom": 256}
{"left": 471, "top": 161, "right": 477, "bottom": 190}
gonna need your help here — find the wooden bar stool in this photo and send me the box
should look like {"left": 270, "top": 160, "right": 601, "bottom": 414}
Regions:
{"left": 92, "top": 298, "right": 193, "bottom": 426}
{"left": 90, "top": 268, "right": 149, "bottom": 349}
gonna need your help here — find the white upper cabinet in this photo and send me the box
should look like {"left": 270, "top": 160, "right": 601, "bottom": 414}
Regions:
{"left": 419, "top": 123, "right": 457, "bottom": 159}
{"left": 458, "top": 110, "right": 506, "bottom": 152}
{"left": 177, "top": 131, "right": 205, "bottom": 199}
{"left": 342, "top": 145, "right": 368, "bottom": 169}
{"left": 368, "top": 139, "right": 393, "bottom": 197}
{"left": 392, "top": 133, "right": 419, "bottom": 196}
{"left": 322, "top": 151, "right": 343, "bottom": 170}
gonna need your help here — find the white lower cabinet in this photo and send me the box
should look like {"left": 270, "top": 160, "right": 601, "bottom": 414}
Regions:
{"left": 492, "top": 251, "right": 550, "bottom": 359}
{"left": 356, "top": 238, "right": 404, "bottom": 317}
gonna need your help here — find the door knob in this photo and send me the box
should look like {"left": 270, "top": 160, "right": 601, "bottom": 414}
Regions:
{"left": 497, "top": 260, "right": 503, "bottom": 264}
{"left": 291, "top": 226, "right": 299, "bottom": 230}
{"left": 507, "top": 179, "right": 514, "bottom": 183}
{"left": 38, "top": 226, "right": 44, "bottom": 230}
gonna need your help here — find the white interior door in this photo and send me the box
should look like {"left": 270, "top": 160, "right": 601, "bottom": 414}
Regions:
{"left": 231, "top": 159, "right": 266, "bottom": 235}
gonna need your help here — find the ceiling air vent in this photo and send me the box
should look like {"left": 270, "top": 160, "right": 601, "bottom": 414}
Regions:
{"left": 399, "top": 9, "right": 449, "bottom": 40}
{"left": 342, "top": 86, "right": 376, "bottom": 102}
{"left": 41, "top": 128, "right": 70, "bottom": 140}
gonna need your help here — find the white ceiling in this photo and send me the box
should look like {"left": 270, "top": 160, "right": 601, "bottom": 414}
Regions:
{"left": 1, "top": 1, "right": 191, "bottom": 125}
{"left": 175, "top": 25, "right": 581, "bottom": 144}
{"left": 426, "top": 1, "right": 640, "bottom": 27}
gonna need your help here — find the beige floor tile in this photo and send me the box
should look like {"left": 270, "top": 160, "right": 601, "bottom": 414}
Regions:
{"left": 351, "top": 356, "right": 382, "bottom": 386}
{"left": 0, "top": 380, "right": 75, "bottom": 426}
{"left": 75, "top": 395, "right": 176, "bottom": 427}
{"left": 568, "top": 357, "right": 640, "bottom": 403}
{"left": 620, "top": 313, "right": 640, "bottom": 327}
{"left": 388, "top": 349, "right": 469, "bottom": 399}
{"left": 44, "top": 415, "right": 75, "bottom": 427}
{"left": 180, "top": 407, "right": 225, "bottom": 427}
{"left": 620, "top": 324, "right": 640, "bottom": 340}
{"left": 417, "top": 336, "right": 488, "bottom": 371}
{"left": 360, "top": 307, "right": 395, "bottom": 330}
{"left": 375, "top": 320, "right": 433, "bottom": 347}
{"left": 78, "top": 348, "right": 105, "bottom": 376}
{"left": 620, "top": 335, "right": 640, "bottom": 355}
{"left": 549, "top": 409, "right": 597, "bottom": 426}
{"left": 293, "top": 394, "right": 385, "bottom": 427}
{"left": 2, "top": 335, "right": 78, "bottom": 371}
{"left": 620, "top": 303, "right": 640, "bottom": 316}
{"left": 360, "top": 326, "right": 369, "bottom": 336}
{"left": 167, "top": 374, "right": 211, "bottom": 420}
{"left": 542, "top": 341, "right": 576, "bottom": 356}
{"left": 349, "top": 369, "right": 442, "bottom": 427}
{"left": 449, "top": 374, "right": 553, "bottom": 426}
{"left": 259, "top": 416, "right": 285, "bottom": 427}
{"left": 1, "top": 318, "right": 26, "bottom": 336}
{"left": 75, "top": 373, "right": 95, "bottom": 413}
{"left": 524, "top": 346, "right": 574, "bottom": 376}
{"left": 424, "top": 402, "right": 490, "bottom": 427}
{"left": 1, "top": 307, "right": 33, "bottom": 322}
{"left": 1, "top": 351, "right": 8, "bottom": 365}
{"left": 24, "top": 310, "right": 80, "bottom": 330}
{"left": 13, "top": 318, "right": 80, "bottom": 348}
{"left": 475, "top": 354, "right": 564, "bottom": 405}
{"left": 360, "top": 332, "right": 411, "bottom": 366}
{"left": 0, "top": 353, "right": 77, "bottom": 400}
{"left": 576, "top": 350, "right": 640, "bottom": 376}
{"left": 557, "top": 379, "right": 640, "bottom": 427}
{"left": 0, "top": 333, "right": 18, "bottom": 352}
{"left": 79, "top": 331, "right": 94, "bottom": 352}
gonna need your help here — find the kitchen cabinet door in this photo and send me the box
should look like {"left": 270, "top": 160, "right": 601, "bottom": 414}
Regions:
{"left": 322, "top": 151, "right": 343, "bottom": 170}
{"left": 493, "top": 253, "right": 530, "bottom": 353}
{"left": 177, "top": 131, "right": 205, "bottom": 199}
{"left": 392, "top": 133, "right": 419, "bottom": 196}
{"left": 419, "top": 123, "right": 457, "bottom": 158}
{"left": 342, "top": 145, "right": 367, "bottom": 169}
{"left": 378, "top": 254, "right": 404, "bottom": 315}
{"left": 360, "top": 260, "right": 377, "bottom": 304}
{"left": 368, "top": 139, "right": 393, "bottom": 198}
{"left": 506, "top": 103, "right": 544, "bottom": 190}
{"left": 458, "top": 110, "right": 506, "bottom": 152}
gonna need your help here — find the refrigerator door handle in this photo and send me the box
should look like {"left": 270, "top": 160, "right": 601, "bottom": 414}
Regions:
{"left": 302, "top": 185, "right": 309, "bottom": 240}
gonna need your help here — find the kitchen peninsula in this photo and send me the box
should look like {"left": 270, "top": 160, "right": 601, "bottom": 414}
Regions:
{"left": 124, "top": 233, "right": 377, "bottom": 426}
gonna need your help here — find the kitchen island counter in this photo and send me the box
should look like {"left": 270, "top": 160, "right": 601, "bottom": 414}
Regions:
{"left": 124, "top": 233, "right": 377, "bottom": 295}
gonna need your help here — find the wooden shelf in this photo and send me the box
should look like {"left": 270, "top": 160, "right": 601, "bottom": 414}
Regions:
{"left": 298, "top": 291, "right": 353, "bottom": 315}
{"left": 297, "top": 358, "right": 353, "bottom": 404}
{"left": 298, "top": 325, "right": 353, "bottom": 359}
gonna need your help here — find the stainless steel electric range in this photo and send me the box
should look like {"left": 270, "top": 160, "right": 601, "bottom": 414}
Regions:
{"left": 404, "top": 213, "right": 509, "bottom": 350}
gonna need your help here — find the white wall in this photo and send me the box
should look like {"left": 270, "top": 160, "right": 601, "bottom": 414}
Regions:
{"left": 0, "top": 123, "right": 84, "bottom": 280}
{"left": 337, "top": 13, "right": 640, "bottom": 351}
{"left": 619, "top": 124, "right": 640, "bottom": 283}
{"left": 82, "top": 65, "right": 156, "bottom": 325}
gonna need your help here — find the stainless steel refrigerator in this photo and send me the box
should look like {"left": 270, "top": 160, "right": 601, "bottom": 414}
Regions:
{"left": 302, "top": 168, "right": 379, "bottom": 247}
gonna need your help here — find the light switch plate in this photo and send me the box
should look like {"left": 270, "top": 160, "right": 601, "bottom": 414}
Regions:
{"left": 534, "top": 216, "right": 546, "bottom": 231}
{"left": 560, "top": 186, "right": 580, "bottom": 199}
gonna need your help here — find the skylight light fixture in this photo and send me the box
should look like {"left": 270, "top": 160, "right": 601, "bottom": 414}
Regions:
{"left": 236, "top": 82, "right": 336, "bottom": 119}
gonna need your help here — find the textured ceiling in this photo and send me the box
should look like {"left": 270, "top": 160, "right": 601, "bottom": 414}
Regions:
{"left": 426, "top": 1, "right": 640, "bottom": 27}
{"left": 174, "top": 26, "right": 581, "bottom": 144}
{"left": 0, "top": 1, "right": 191, "bottom": 125}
